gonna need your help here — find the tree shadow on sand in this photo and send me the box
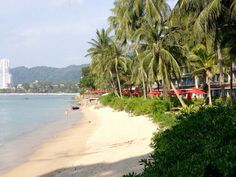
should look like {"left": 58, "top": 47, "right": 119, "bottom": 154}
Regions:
{"left": 39, "top": 153, "right": 150, "bottom": 177}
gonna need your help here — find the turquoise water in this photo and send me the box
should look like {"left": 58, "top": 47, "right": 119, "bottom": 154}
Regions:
{"left": 0, "top": 95, "right": 82, "bottom": 172}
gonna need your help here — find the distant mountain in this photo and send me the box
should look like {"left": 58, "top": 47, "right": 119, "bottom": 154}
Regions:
{"left": 10, "top": 64, "right": 88, "bottom": 85}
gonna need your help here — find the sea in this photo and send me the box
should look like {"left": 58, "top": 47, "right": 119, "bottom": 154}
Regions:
{"left": 0, "top": 94, "right": 82, "bottom": 173}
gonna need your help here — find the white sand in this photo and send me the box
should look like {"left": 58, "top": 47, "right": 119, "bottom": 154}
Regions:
{"left": 0, "top": 106, "right": 157, "bottom": 177}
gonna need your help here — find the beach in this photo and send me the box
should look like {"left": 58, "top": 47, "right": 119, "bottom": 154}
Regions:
{"left": 0, "top": 105, "right": 157, "bottom": 177}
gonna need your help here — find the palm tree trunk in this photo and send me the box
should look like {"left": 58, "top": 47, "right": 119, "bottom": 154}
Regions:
{"left": 230, "top": 62, "right": 233, "bottom": 107}
{"left": 142, "top": 73, "right": 147, "bottom": 99}
{"left": 207, "top": 77, "right": 212, "bottom": 106}
{"left": 157, "top": 81, "right": 160, "bottom": 90}
{"left": 171, "top": 82, "right": 187, "bottom": 108}
{"left": 217, "top": 41, "right": 225, "bottom": 102}
{"left": 115, "top": 59, "right": 123, "bottom": 99}
{"left": 195, "top": 76, "right": 199, "bottom": 88}
{"left": 109, "top": 71, "right": 119, "bottom": 97}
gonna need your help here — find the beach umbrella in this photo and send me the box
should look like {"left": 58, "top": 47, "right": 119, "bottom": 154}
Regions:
{"left": 186, "top": 88, "right": 207, "bottom": 95}
{"left": 169, "top": 89, "right": 186, "bottom": 95}
{"left": 186, "top": 93, "right": 192, "bottom": 100}
{"left": 149, "top": 90, "right": 161, "bottom": 96}
{"left": 122, "top": 90, "right": 130, "bottom": 94}
{"left": 90, "top": 89, "right": 107, "bottom": 94}
{"left": 132, "top": 90, "right": 141, "bottom": 95}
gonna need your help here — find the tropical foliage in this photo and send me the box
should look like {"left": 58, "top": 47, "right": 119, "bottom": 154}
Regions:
{"left": 124, "top": 106, "right": 236, "bottom": 177}
{"left": 86, "top": 0, "right": 236, "bottom": 107}
{"left": 85, "top": 1, "right": 236, "bottom": 176}
{"left": 99, "top": 93, "right": 175, "bottom": 128}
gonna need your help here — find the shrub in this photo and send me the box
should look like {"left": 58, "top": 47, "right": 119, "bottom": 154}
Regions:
{"left": 99, "top": 93, "right": 116, "bottom": 106}
{"left": 151, "top": 112, "right": 176, "bottom": 128}
{"left": 193, "top": 98, "right": 205, "bottom": 107}
{"left": 124, "top": 98, "right": 142, "bottom": 113}
{"left": 125, "top": 106, "right": 236, "bottom": 177}
{"left": 132, "top": 99, "right": 154, "bottom": 116}
{"left": 214, "top": 97, "right": 223, "bottom": 105}
{"left": 152, "top": 98, "right": 172, "bottom": 113}
{"left": 110, "top": 97, "right": 127, "bottom": 111}
{"left": 99, "top": 95, "right": 175, "bottom": 128}
{"left": 170, "top": 96, "right": 181, "bottom": 107}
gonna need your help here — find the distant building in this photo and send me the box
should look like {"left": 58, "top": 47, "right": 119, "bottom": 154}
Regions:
{"left": 0, "top": 59, "right": 11, "bottom": 89}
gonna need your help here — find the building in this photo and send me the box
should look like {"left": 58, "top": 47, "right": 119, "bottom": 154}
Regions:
{"left": 174, "top": 64, "right": 236, "bottom": 97}
{"left": 0, "top": 59, "right": 11, "bottom": 89}
{"left": 155, "top": 63, "right": 236, "bottom": 98}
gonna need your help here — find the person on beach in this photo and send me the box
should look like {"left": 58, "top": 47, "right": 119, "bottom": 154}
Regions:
{"left": 65, "top": 109, "right": 69, "bottom": 119}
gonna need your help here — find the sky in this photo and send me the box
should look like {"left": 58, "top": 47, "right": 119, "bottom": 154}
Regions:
{"left": 0, "top": 0, "right": 177, "bottom": 68}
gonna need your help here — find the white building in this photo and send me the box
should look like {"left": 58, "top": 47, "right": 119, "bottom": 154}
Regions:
{"left": 0, "top": 59, "right": 11, "bottom": 89}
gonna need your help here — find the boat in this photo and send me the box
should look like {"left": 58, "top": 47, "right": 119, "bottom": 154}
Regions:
{"left": 71, "top": 105, "right": 80, "bottom": 110}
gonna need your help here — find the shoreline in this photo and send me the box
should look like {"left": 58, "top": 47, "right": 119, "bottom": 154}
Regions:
{"left": 0, "top": 106, "right": 157, "bottom": 177}
{"left": 0, "top": 104, "right": 82, "bottom": 174}
{"left": 0, "top": 93, "right": 78, "bottom": 96}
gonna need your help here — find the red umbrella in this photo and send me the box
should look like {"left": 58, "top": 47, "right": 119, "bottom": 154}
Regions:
{"left": 186, "top": 93, "right": 192, "bottom": 100}
{"left": 91, "top": 89, "right": 106, "bottom": 94}
{"left": 122, "top": 90, "right": 130, "bottom": 94}
{"left": 169, "top": 89, "right": 186, "bottom": 95}
{"left": 149, "top": 90, "right": 161, "bottom": 95}
{"left": 186, "top": 88, "right": 207, "bottom": 95}
{"left": 133, "top": 90, "right": 141, "bottom": 95}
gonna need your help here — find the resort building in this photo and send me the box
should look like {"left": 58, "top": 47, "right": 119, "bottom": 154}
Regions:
{"left": 154, "top": 63, "right": 236, "bottom": 98}
{"left": 175, "top": 64, "right": 236, "bottom": 97}
{"left": 0, "top": 58, "right": 11, "bottom": 89}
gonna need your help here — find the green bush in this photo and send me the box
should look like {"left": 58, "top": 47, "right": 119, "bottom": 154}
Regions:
{"left": 110, "top": 97, "right": 127, "bottom": 111}
{"left": 125, "top": 106, "right": 236, "bottom": 177}
{"left": 124, "top": 98, "right": 142, "bottom": 113}
{"left": 193, "top": 98, "right": 205, "bottom": 107}
{"left": 151, "top": 112, "right": 176, "bottom": 128}
{"left": 213, "top": 97, "right": 236, "bottom": 108}
{"left": 100, "top": 95, "right": 175, "bottom": 128}
{"left": 99, "top": 93, "right": 116, "bottom": 106}
{"left": 152, "top": 98, "right": 172, "bottom": 113}
{"left": 123, "top": 97, "right": 172, "bottom": 116}
{"left": 132, "top": 99, "right": 154, "bottom": 116}
{"left": 214, "top": 97, "right": 223, "bottom": 105}
{"left": 170, "top": 96, "right": 181, "bottom": 107}
{"left": 225, "top": 97, "right": 236, "bottom": 108}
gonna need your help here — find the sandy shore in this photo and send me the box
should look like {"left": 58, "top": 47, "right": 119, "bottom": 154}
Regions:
{"left": 0, "top": 106, "right": 157, "bottom": 177}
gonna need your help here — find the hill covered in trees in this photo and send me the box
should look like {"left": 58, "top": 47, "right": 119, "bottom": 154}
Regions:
{"left": 11, "top": 65, "right": 88, "bottom": 85}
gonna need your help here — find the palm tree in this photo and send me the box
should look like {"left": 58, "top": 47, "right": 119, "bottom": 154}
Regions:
{"left": 109, "top": 0, "right": 187, "bottom": 107}
{"left": 189, "top": 44, "right": 218, "bottom": 106}
{"left": 108, "top": 41, "right": 128, "bottom": 99}
{"left": 87, "top": 29, "right": 115, "bottom": 90}
{"left": 131, "top": 52, "right": 150, "bottom": 99}
{"left": 174, "top": 0, "right": 236, "bottom": 101}
{"left": 87, "top": 29, "right": 128, "bottom": 99}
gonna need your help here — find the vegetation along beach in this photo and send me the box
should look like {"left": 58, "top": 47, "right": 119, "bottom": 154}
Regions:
{"left": 0, "top": 0, "right": 236, "bottom": 177}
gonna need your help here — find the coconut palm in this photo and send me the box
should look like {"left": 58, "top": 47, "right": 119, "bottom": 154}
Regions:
{"left": 174, "top": 0, "right": 236, "bottom": 101}
{"left": 131, "top": 51, "right": 150, "bottom": 99}
{"left": 189, "top": 44, "right": 218, "bottom": 106}
{"left": 109, "top": 0, "right": 187, "bottom": 107}
{"left": 131, "top": 1, "right": 187, "bottom": 107}
{"left": 108, "top": 40, "right": 128, "bottom": 99}
{"left": 87, "top": 29, "right": 128, "bottom": 98}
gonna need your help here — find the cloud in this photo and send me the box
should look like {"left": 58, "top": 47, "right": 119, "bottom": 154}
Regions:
{"left": 50, "top": 0, "right": 85, "bottom": 7}
{"left": 11, "top": 15, "right": 107, "bottom": 48}
{"left": 13, "top": 28, "right": 43, "bottom": 47}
